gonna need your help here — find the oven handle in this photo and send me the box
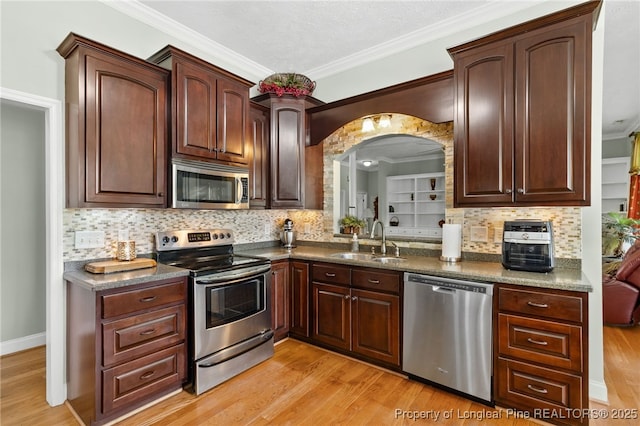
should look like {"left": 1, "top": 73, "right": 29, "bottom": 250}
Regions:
{"left": 195, "top": 264, "right": 271, "bottom": 285}
{"left": 198, "top": 330, "right": 274, "bottom": 368}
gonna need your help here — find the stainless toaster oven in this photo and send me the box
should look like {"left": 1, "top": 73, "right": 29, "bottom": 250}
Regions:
{"left": 502, "top": 220, "right": 554, "bottom": 272}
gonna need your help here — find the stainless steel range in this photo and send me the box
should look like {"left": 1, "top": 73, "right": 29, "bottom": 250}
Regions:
{"left": 155, "top": 229, "right": 273, "bottom": 395}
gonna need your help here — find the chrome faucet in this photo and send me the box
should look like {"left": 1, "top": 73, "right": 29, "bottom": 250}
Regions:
{"left": 370, "top": 219, "right": 386, "bottom": 255}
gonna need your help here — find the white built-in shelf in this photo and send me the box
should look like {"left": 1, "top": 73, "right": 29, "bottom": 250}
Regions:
{"left": 386, "top": 172, "right": 444, "bottom": 238}
{"left": 602, "top": 157, "right": 630, "bottom": 213}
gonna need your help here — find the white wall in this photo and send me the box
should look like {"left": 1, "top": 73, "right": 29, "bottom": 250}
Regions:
{"left": 0, "top": 102, "right": 47, "bottom": 351}
{"left": 584, "top": 2, "right": 607, "bottom": 402}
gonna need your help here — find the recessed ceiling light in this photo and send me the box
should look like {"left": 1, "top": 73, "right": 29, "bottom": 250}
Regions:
{"left": 363, "top": 160, "right": 372, "bottom": 167}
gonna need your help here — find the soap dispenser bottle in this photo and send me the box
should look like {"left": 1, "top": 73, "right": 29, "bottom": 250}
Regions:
{"left": 351, "top": 233, "right": 359, "bottom": 252}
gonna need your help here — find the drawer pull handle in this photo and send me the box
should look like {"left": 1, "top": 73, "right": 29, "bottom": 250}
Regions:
{"left": 368, "top": 279, "right": 380, "bottom": 284}
{"left": 527, "top": 384, "right": 548, "bottom": 394}
{"left": 325, "top": 273, "right": 336, "bottom": 277}
{"left": 139, "top": 328, "right": 156, "bottom": 336}
{"left": 140, "top": 296, "right": 157, "bottom": 303}
{"left": 527, "top": 301, "right": 549, "bottom": 309}
{"left": 527, "top": 337, "right": 548, "bottom": 346}
{"left": 140, "top": 371, "right": 155, "bottom": 380}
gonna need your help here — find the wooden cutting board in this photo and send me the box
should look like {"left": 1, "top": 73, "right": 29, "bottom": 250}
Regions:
{"left": 85, "top": 258, "right": 157, "bottom": 274}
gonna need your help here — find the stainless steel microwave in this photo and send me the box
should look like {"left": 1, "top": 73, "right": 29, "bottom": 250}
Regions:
{"left": 171, "top": 159, "right": 249, "bottom": 209}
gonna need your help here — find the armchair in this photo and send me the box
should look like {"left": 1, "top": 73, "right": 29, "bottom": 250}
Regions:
{"left": 603, "top": 248, "right": 640, "bottom": 326}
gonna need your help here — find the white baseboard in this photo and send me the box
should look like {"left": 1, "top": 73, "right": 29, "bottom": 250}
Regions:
{"left": 0, "top": 332, "right": 46, "bottom": 356}
{"left": 589, "top": 379, "right": 609, "bottom": 404}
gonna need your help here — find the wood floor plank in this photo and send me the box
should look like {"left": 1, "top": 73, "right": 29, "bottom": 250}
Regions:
{"left": 2, "top": 326, "right": 639, "bottom": 425}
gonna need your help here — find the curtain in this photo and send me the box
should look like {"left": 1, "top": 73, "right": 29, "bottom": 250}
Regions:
{"left": 628, "top": 132, "right": 640, "bottom": 219}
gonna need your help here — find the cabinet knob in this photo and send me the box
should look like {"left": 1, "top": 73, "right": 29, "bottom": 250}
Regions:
{"left": 158, "top": 192, "right": 164, "bottom": 197}
{"left": 344, "top": 295, "right": 350, "bottom": 300}
{"left": 517, "top": 188, "right": 525, "bottom": 194}
{"left": 351, "top": 296, "right": 357, "bottom": 301}
{"left": 505, "top": 189, "right": 512, "bottom": 194}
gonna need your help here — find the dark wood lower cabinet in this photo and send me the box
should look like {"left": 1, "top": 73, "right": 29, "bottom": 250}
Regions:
{"left": 67, "top": 276, "right": 188, "bottom": 426}
{"left": 351, "top": 288, "right": 400, "bottom": 366}
{"left": 310, "top": 263, "right": 401, "bottom": 369}
{"left": 289, "top": 261, "right": 310, "bottom": 338}
{"left": 494, "top": 284, "right": 588, "bottom": 426}
{"left": 312, "top": 282, "right": 351, "bottom": 350}
{"left": 270, "top": 260, "right": 290, "bottom": 342}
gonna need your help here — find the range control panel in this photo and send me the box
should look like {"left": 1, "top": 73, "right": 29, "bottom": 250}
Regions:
{"left": 156, "top": 229, "right": 234, "bottom": 251}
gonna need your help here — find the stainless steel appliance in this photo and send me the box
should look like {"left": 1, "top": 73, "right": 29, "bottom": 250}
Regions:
{"left": 403, "top": 273, "right": 494, "bottom": 403}
{"left": 280, "top": 218, "right": 296, "bottom": 249}
{"left": 502, "top": 220, "right": 554, "bottom": 272}
{"left": 171, "top": 158, "right": 249, "bottom": 209}
{"left": 156, "top": 229, "right": 273, "bottom": 395}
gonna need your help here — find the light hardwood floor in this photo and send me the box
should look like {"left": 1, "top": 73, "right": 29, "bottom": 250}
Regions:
{"left": 1, "top": 325, "right": 638, "bottom": 425}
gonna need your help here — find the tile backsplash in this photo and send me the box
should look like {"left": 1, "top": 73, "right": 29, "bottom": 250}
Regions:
{"left": 63, "top": 208, "right": 324, "bottom": 261}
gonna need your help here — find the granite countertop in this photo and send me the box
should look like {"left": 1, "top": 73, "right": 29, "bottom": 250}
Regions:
{"left": 64, "top": 262, "right": 190, "bottom": 291}
{"left": 236, "top": 246, "right": 593, "bottom": 292}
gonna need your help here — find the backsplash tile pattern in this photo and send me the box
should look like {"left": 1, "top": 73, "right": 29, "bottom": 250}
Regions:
{"left": 63, "top": 209, "right": 324, "bottom": 261}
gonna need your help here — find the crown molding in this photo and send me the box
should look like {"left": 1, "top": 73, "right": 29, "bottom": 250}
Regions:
{"left": 99, "top": 0, "right": 272, "bottom": 80}
{"left": 305, "top": 1, "right": 562, "bottom": 79}
{"left": 603, "top": 117, "right": 640, "bottom": 141}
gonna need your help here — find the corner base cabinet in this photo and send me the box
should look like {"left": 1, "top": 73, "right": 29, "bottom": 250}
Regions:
{"left": 67, "top": 277, "right": 188, "bottom": 426}
{"left": 494, "top": 284, "right": 589, "bottom": 426}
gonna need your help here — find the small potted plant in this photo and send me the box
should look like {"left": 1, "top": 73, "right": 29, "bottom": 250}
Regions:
{"left": 339, "top": 215, "right": 366, "bottom": 234}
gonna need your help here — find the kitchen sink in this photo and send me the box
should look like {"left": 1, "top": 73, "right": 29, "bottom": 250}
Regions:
{"left": 330, "top": 252, "right": 375, "bottom": 261}
{"left": 371, "top": 256, "right": 407, "bottom": 264}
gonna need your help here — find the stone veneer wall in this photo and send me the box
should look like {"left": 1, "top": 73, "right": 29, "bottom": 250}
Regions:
{"left": 317, "top": 114, "right": 582, "bottom": 260}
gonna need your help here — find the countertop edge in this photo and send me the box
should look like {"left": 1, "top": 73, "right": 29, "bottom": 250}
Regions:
{"left": 63, "top": 264, "right": 190, "bottom": 291}
{"left": 238, "top": 247, "right": 593, "bottom": 293}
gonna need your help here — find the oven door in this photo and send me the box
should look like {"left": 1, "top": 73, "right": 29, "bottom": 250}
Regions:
{"left": 193, "top": 264, "right": 271, "bottom": 360}
{"left": 502, "top": 241, "right": 554, "bottom": 272}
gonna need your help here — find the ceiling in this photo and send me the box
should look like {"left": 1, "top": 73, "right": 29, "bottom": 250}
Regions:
{"left": 132, "top": 0, "right": 639, "bottom": 140}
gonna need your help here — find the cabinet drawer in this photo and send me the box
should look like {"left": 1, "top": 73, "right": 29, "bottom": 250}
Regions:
{"left": 312, "top": 263, "right": 351, "bottom": 286}
{"left": 103, "top": 305, "right": 186, "bottom": 367}
{"left": 498, "top": 287, "right": 583, "bottom": 323}
{"left": 498, "top": 314, "right": 583, "bottom": 372}
{"left": 496, "top": 357, "right": 585, "bottom": 425}
{"left": 352, "top": 269, "right": 400, "bottom": 293}
{"left": 102, "top": 343, "right": 186, "bottom": 414}
{"left": 102, "top": 278, "right": 186, "bottom": 319}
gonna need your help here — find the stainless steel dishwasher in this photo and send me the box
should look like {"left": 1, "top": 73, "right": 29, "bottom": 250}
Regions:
{"left": 403, "top": 273, "right": 494, "bottom": 403}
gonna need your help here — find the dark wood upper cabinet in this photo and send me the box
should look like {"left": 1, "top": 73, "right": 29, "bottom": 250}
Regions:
{"left": 249, "top": 102, "right": 270, "bottom": 208}
{"left": 57, "top": 33, "right": 169, "bottom": 208}
{"left": 149, "top": 46, "right": 252, "bottom": 166}
{"left": 449, "top": 1, "right": 600, "bottom": 207}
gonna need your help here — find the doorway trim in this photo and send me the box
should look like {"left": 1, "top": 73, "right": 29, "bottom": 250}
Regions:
{"left": 0, "top": 87, "right": 66, "bottom": 406}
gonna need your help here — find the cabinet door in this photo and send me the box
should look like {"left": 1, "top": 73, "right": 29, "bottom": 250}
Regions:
{"left": 453, "top": 39, "right": 514, "bottom": 207}
{"left": 270, "top": 261, "right": 290, "bottom": 342}
{"left": 312, "top": 282, "right": 350, "bottom": 350}
{"left": 270, "top": 97, "right": 305, "bottom": 208}
{"left": 84, "top": 52, "right": 167, "bottom": 207}
{"left": 216, "top": 77, "right": 249, "bottom": 165}
{"left": 174, "top": 60, "right": 217, "bottom": 159}
{"left": 351, "top": 289, "right": 400, "bottom": 366}
{"left": 249, "top": 103, "right": 270, "bottom": 208}
{"left": 514, "top": 17, "right": 590, "bottom": 205}
{"left": 290, "top": 261, "right": 310, "bottom": 338}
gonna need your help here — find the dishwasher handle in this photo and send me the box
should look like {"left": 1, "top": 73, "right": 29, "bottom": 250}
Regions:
{"left": 405, "top": 273, "right": 493, "bottom": 295}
